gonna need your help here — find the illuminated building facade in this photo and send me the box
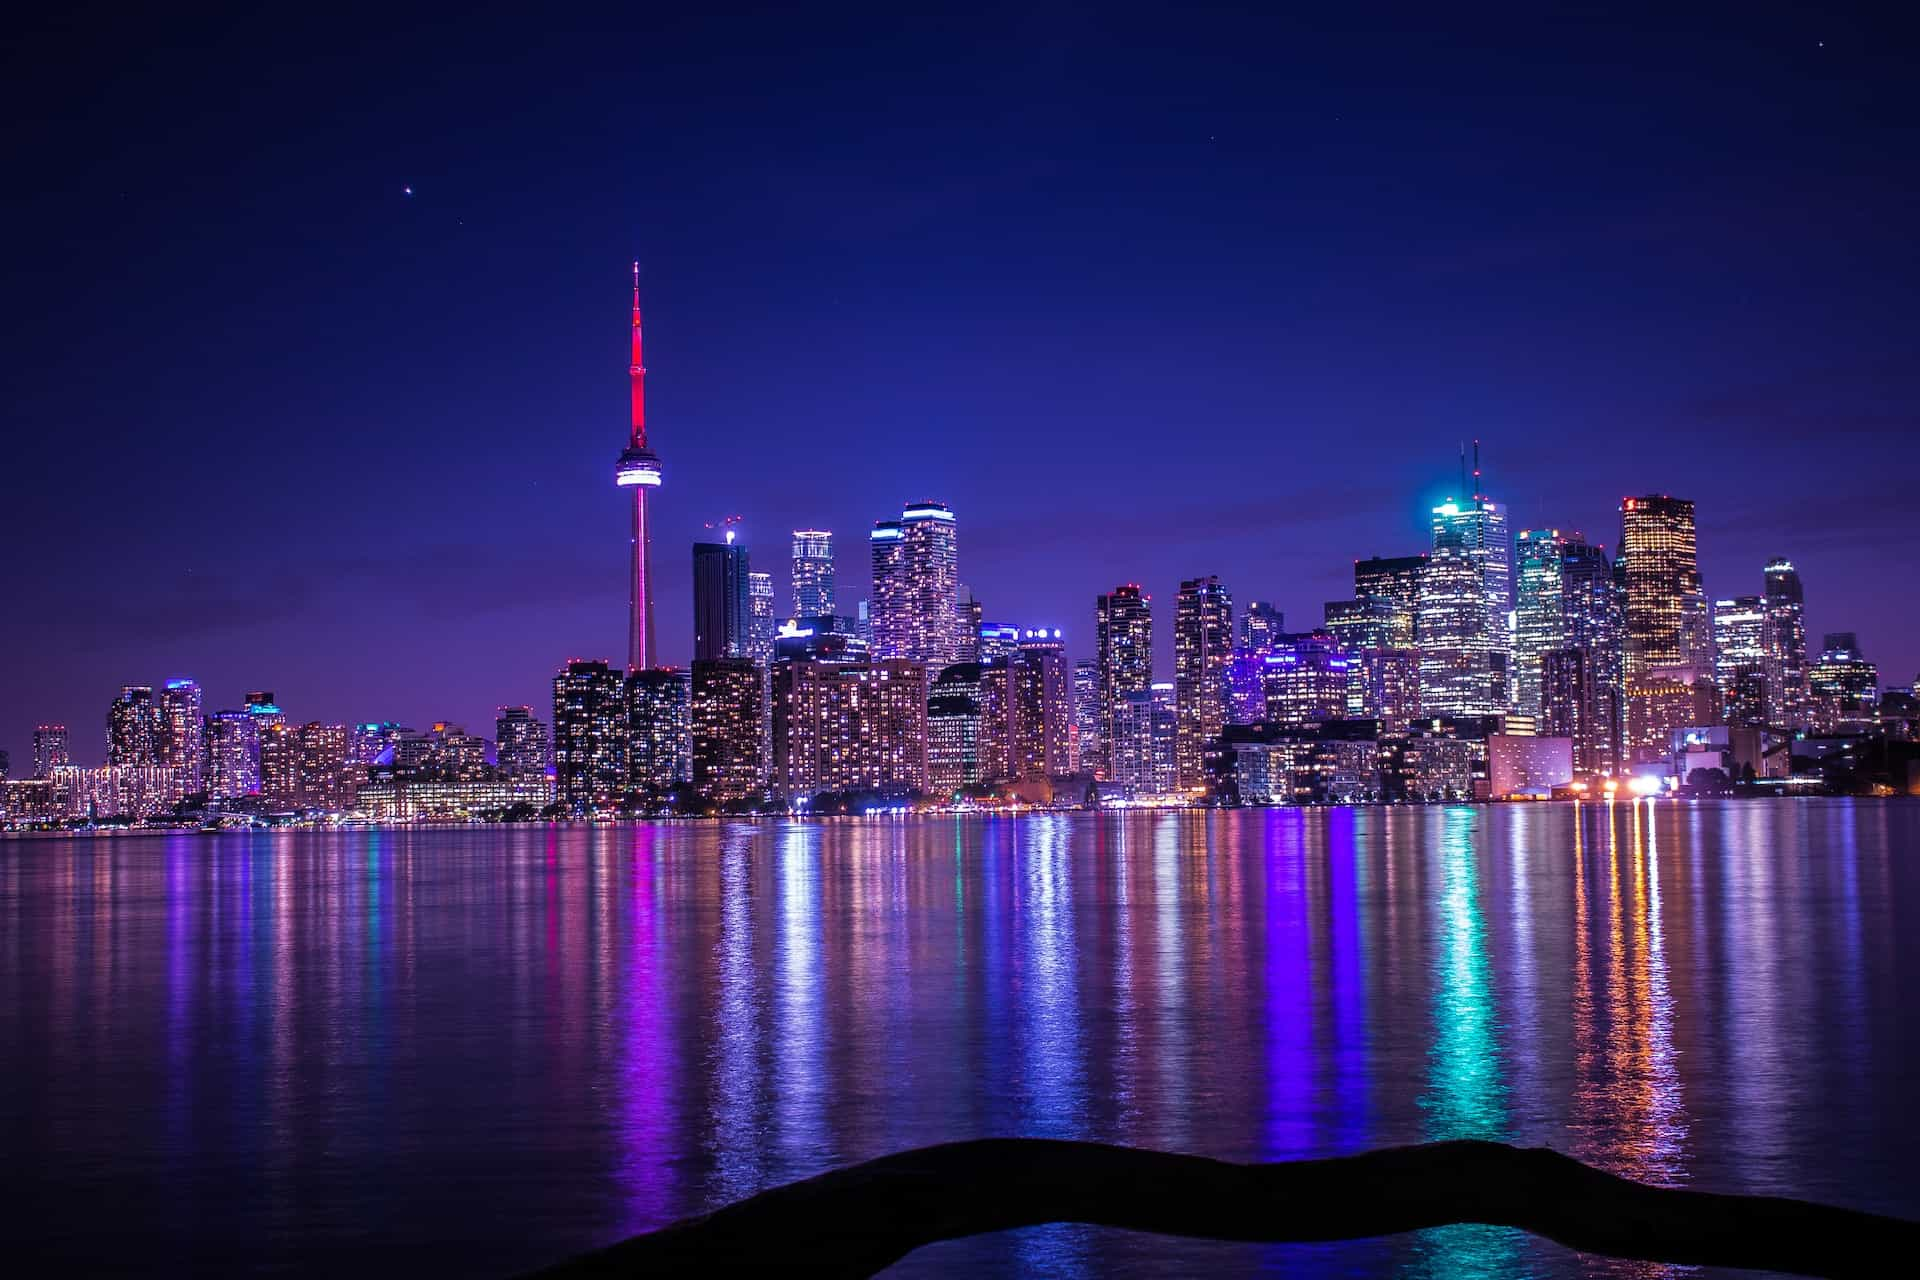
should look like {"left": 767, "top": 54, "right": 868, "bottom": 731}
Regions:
{"left": 1263, "top": 634, "right": 1351, "bottom": 725}
{"left": 747, "top": 570, "right": 776, "bottom": 664}
{"left": 1010, "top": 630, "right": 1072, "bottom": 780}
{"left": 1430, "top": 487, "right": 1513, "bottom": 667}
{"left": 32, "top": 724, "right": 69, "bottom": 778}
{"left": 206, "top": 711, "right": 260, "bottom": 799}
{"left": 157, "top": 679, "right": 203, "bottom": 796}
{"left": 1763, "top": 557, "right": 1809, "bottom": 727}
{"left": 1173, "top": 576, "right": 1233, "bottom": 790}
{"left": 259, "top": 724, "right": 299, "bottom": 805}
{"left": 1353, "top": 555, "right": 1426, "bottom": 648}
{"left": 295, "top": 722, "right": 353, "bottom": 810}
{"left": 625, "top": 668, "right": 690, "bottom": 794}
{"left": 1323, "top": 596, "right": 1395, "bottom": 650}
{"left": 1417, "top": 534, "right": 1507, "bottom": 716}
{"left": 791, "top": 529, "right": 835, "bottom": 618}
{"left": 51, "top": 764, "right": 178, "bottom": 821}
{"left": 1712, "top": 596, "right": 1767, "bottom": 725}
{"left": 353, "top": 775, "right": 553, "bottom": 822}
{"left": 976, "top": 622, "right": 1021, "bottom": 666}
{"left": 691, "top": 657, "right": 765, "bottom": 803}
{"left": 1071, "top": 659, "right": 1102, "bottom": 775}
{"left": 770, "top": 658, "right": 926, "bottom": 801}
{"left": 927, "top": 664, "right": 984, "bottom": 796}
{"left": 1225, "top": 652, "right": 1267, "bottom": 725}
{"left": 868, "top": 521, "right": 906, "bottom": 657}
{"left": 1149, "top": 682, "right": 1178, "bottom": 795}
{"left": 351, "top": 722, "right": 401, "bottom": 767}
{"left": 1808, "top": 632, "right": 1879, "bottom": 732}
{"left": 1095, "top": 584, "right": 1153, "bottom": 779}
{"left": 495, "top": 706, "right": 550, "bottom": 781}
{"left": 1346, "top": 647, "right": 1419, "bottom": 733}
{"left": 871, "top": 502, "right": 961, "bottom": 665}
{"left": 107, "top": 685, "right": 160, "bottom": 765}
{"left": 1620, "top": 493, "right": 1708, "bottom": 676}
{"left": 1542, "top": 647, "right": 1619, "bottom": 775}
{"left": 552, "top": 658, "right": 627, "bottom": 810}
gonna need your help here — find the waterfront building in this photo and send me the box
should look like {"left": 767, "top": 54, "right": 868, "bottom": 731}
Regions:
{"left": 791, "top": 529, "right": 835, "bottom": 619}
{"left": 1095, "top": 584, "right": 1153, "bottom": 779}
{"left": 353, "top": 775, "right": 554, "bottom": 822}
{"left": 1071, "top": 659, "right": 1102, "bottom": 775}
{"left": 495, "top": 707, "right": 550, "bottom": 781}
{"left": 31, "top": 724, "right": 69, "bottom": 778}
{"left": 770, "top": 658, "right": 926, "bottom": 802}
{"left": 1346, "top": 647, "right": 1420, "bottom": 733}
{"left": 259, "top": 723, "right": 299, "bottom": 805}
{"left": 1173, "top": 576, "right": 1233, "bottom": 791}
{"left": 107, "top": 685, "right": 160, "bottom": 766}
{"left": 693, "top": 535, "right": 752, "bottom": 662}
{"left": 1108, "top": 691, "right": 1154, "bottom": 797}
{"left": 691, "top": 657, "right": 765, "bottom": 803}
{"left": 1625, "top": 666, "right": 1717, "bottom": 762}
{"left": 295, "top": 722, "right": 353, "bottom": 810}
{"left": 1487, "top": 734, "right": 1575, "bottom": 798}
{"left": 1417, "top": 533, "right": 1507, "bottom": 716}
{"left": 870, "top": 502, "right": 961, "bottom": 665}
{"left": 927, "top": 664, "right": 984, "bottom": 797}
{"left": 1542, "top": 648, "right": 1616, "bottom": 775}
{"left": 1808, "top": 633, "right": 1880, "bottom": 732}
{"left": 552, "top": 658, "right": 627, "bottom": 811}
{"left": 1620, "top": 494, "right": 1709, "bottom": 678}
{"left": 1263, "top": 634, "right": 1351, "bottom": 725}
{"left": 1353, "top": 555, "right": 1426, "bottom": 648}
{"left": 350, "top": 722, "right": 401, "bottom": 767}
{"left": 977, "top": 662, "right": 1011, "bottom": 783}
{"left": 1712, "top": 596, "right": 1768, "bottom": 724}
{"left": 206, "top": 711, "right": 261, "bottom": 800}
{"left": 624, "top": 668, "right": 690, "bottom": 795}
{"left": 1149, "top": 682, "right": 1178, "bottom": 796}
{"left": 156, "top": 679, "right": 204, "bottom": 796}
{"left": 1762, "top": 557, "right": 1810, "bottom": 728}
{"left": 1010, "top": 630, "right": 1072, "bottom": 781}
{"left": 51, "top": 764, "right": 179, "bottom": 821}
{"left": 1238, "top": 600, "right": 1284, "bottom": 653}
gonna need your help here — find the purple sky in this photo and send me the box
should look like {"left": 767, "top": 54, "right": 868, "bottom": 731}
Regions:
{"left": 3, "top": 3, "right": 1915, "bottom": 766}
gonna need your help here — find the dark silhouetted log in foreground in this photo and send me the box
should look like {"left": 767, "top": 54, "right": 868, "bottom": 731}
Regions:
{"left": 529, "top": 1138, "right": 1917, "bottom": 1278}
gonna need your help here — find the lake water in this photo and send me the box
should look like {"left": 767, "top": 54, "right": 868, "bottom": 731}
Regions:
{"left": 3, "top": 801, "right": 1916, "bottom": 1277}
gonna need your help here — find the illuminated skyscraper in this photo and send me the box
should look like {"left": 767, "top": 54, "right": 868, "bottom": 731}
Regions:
{"left": 552, "top": 659, "right": 627, "bottom": 811}
{"left": 295, "top": 722, "right": 353, "bottom": 810}
{"left": 1417, "top": 532, "right": 1506, "bottom": 716}
{"left": 626, "top": 667, "right": 691, "bottom": 794}
{"left": 1429, "top": 457, "right": 1512, "bottom": 697}
{"left": 1173, "top": 576, "right": 1233, "bottom": 791}
{"left": 693, "top": 535, "right": 752, "bottom": 662}
{"left": 1711, "top": 596, "right": 1767, "bottom": 724}
{"left": 158, "top": 679, "right": 204, "bottom": 796}
{"left": 495, "top": 706, "right": 550, "bottom": 781}
{"left": 927, "top": 664, "right": 984, "bottom": 797}
{"left": 1010, "top": 630, "right": 1072, "bottom": 781}
{"left": 1353, "top": 554, "right": 1426, "bottom": 647}
{"left": 350, "top": 722, "right": 401, "bottom": 767}
{"left": 206, "top": 711, "right": 260, "bottom": 799}
{"left": 976, "top": 622, "right": 1021, "bottom": 666}
{"left": 690, "top": 657, "right": 765, "bottom": 803}
{"left": 870, "top": 502, "right": 961, "bottom": 665}
{"left": 1762, "top": 557, "right": 1809, "bottom": 728}
{"left": 1238, "top": 601, "right": 1284, "bottom": 653}
{"left": 1095, "top": 585, "right": 1153, "bottom": 779}
{"left": 1619, "top": 494, "right": 1707, "bottom": 674}
{"left": 1071, "top": 658, "right": 1102, "bottom": 775}
{"left": 107, "top": 686, "right": 160, "bottom": 766}
{"left": 748, "top": 570, "right": 776, "bottom": 663}
{"left": 614, "top": 263, "right": 665, "bottom": 672}
{"left": 791, "top": 529, "right": 835, "bottom": 619}
{"left": 1263, "top": 634, "right": 1350, "bottom": 725}
{"left": 31, "top": 725, "right": 69, "bottom": 778}
{"left": 1346, "top": 647, "right": 1420, "bottom": 733}
{"left": 1149, "top": 682, "right": 1178, "bottom": 795}
{"left": 1512, "top": 531, "right": 1618, "bottom": 725}
{"left": 1808, "top": 633, "right": 1879, "bottom": 732}
{"left": 1323, "top": 596, "right": 1395, "bottom": 650}
{"left": 259, "top": 723, "right": 299, "bottom": 805}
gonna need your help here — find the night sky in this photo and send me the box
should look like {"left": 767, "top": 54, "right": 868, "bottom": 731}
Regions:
{"left": 3, "top": 3, "right": 1914, "bottom": 766}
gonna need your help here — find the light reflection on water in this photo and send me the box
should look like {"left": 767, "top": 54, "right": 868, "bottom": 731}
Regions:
{"left": 1, "top": 800, "right": 1915, "bottom": 1279}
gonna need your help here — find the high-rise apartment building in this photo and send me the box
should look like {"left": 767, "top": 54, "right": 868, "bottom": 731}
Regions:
{"left": 552, "top": 659, "right": 627, "bottom": 811}
{"left": 295, "top": 723, "right": 353, "bottom": 810}
{"left": 691, "top": 657, "right": 765, "bottom": 803}
{"left": 1263, "top": 634, "right": 1350, "bottom": 725}
{"left": 1346, "top": 647, "right": 1420, "bottom": 733}
{"left": 1173, "top": 576, "right": 1233, "bottom": 791}
{"left": 1009, "top": 630, "right": 1072, "bottom": 781}
{"left": 206, "top": 711, "right": 261, "bottom": 800}
{"left": 495, "top": 706, "right": 550, "bottom": 781}
{"left": 791, "top": 529, "right": 835, "bottom": 619}
{"left": 927, "top": 664, "right": 984, "bottom": 797}
{"left": 259, "top": 723, "right": 299, "bottom": 805}
{"left": 747, "top": 570, "right": 776, "bottom": 663}
{"left": 31, "top": 725, "right": 70, "bottom": 778}
{"left": 1095, "top": 585, "right": 1153, "bottom": 779}
{"left": 1323, "top": 596, "right": 1396, "bottom": 650}
{"left": 870, "top": 502, "right": 961, "bottom": 665}
{"left": 107, "top": 686, "right": 160, "bottom": 765}
{"left": 1071, "top": 658, "right": 1102, "bottom": 775}
{"left": 157, "top": 679, "right": 204, "bottom": 796}
{"left": 1149, "top": 682, "right": 1178, "bottom": 796}
{"left": 625, "top": 667, "right": 691, "bottom": 795}
{"left": 1762, "top": 558, "right": 1809, "bottom": 728}
{"left": 693, "top": 536, "right": 752, "bottom": 662}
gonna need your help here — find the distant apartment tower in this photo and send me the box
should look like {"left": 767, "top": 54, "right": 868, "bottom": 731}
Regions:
{"left": 691, "top": 657, "right": 765, "bottom": 803}
{"left": 747, "top": 570, "right": 776, "bottom": 663}
{"left": 495, "top": 706, "right": 550, "bottom": 780}
{"left": 1711, "top": 596, "right": 1768, "bottom": 725}
{"left": 927, "top": 664, "right": 984, "bottom": 797}
{"left": 693, "top": 536, "right": 752, "bottom": 661}
{"left": 1071, "top": 658, "right": 1102, "bottom": 776}
{"left": 552, "top": 659, "right": 628, "bottom": 811}
{"left": 1095, "top": 585, "right": 1153, "bottom": 779}
{"left": 1173, "top": 576, "right": 1233, "bottom": 791}
{"left": 206, "top": 711, "right": 261, "bottom": 799}
{"left": 1010, "top": 630, "right": 1073, "bottom": 781}
{"left": 1762, "top": 557, "right": 1809, "bottom": 728}
{"left": 1238, "top": 601, "right": 1284, "bottom": 653}
{"left": 626, "top": 668, "right": 691, "bottom": 794}
{"left": 869, "top": 502, "right": 961, "bottom": 666}
{"left": 791, "top": 530, "right": 836, "bottom": 618}
{"left": 158, "top": 679, "right": 204, "bottom": 796}
{"left": 1353, "top": 554, "right": 1427, "bottom": 648}
{"left": 32, "top": 725, "right": 70, "bottom": 778}
{"left": 295, "top": 723, "right": 353, "bottom": 810}
{"left": 107, "top": 685, "right": 160, "bottom": 765}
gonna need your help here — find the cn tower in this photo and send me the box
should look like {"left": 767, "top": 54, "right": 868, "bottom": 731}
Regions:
{"left": 614, "top": 262, "right": 663, "bottom": 671}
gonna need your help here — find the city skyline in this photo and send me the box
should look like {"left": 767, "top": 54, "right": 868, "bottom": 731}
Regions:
{"left": 5, "top": 8, "right": 1917, "bottom": 768}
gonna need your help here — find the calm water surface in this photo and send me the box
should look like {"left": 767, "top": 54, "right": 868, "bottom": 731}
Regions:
{"left": 3, "top": 801, "right": 1917, "bottom": 1277}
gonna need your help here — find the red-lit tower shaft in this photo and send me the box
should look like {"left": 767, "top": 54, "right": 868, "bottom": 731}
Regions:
{"left": 618, "top": 261, "right": 663, "bottom": 671}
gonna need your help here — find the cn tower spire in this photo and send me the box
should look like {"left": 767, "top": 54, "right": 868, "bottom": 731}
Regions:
{"left": 629, "top": 260, "right": 646, "bottom": 447}
{"left": 615, "top": 261, "right": 664, "bottom": 671}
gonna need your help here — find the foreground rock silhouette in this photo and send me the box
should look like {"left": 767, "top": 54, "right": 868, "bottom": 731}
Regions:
{"left": 527, "top": 1138, "right": 1916, "bottom": 1278}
